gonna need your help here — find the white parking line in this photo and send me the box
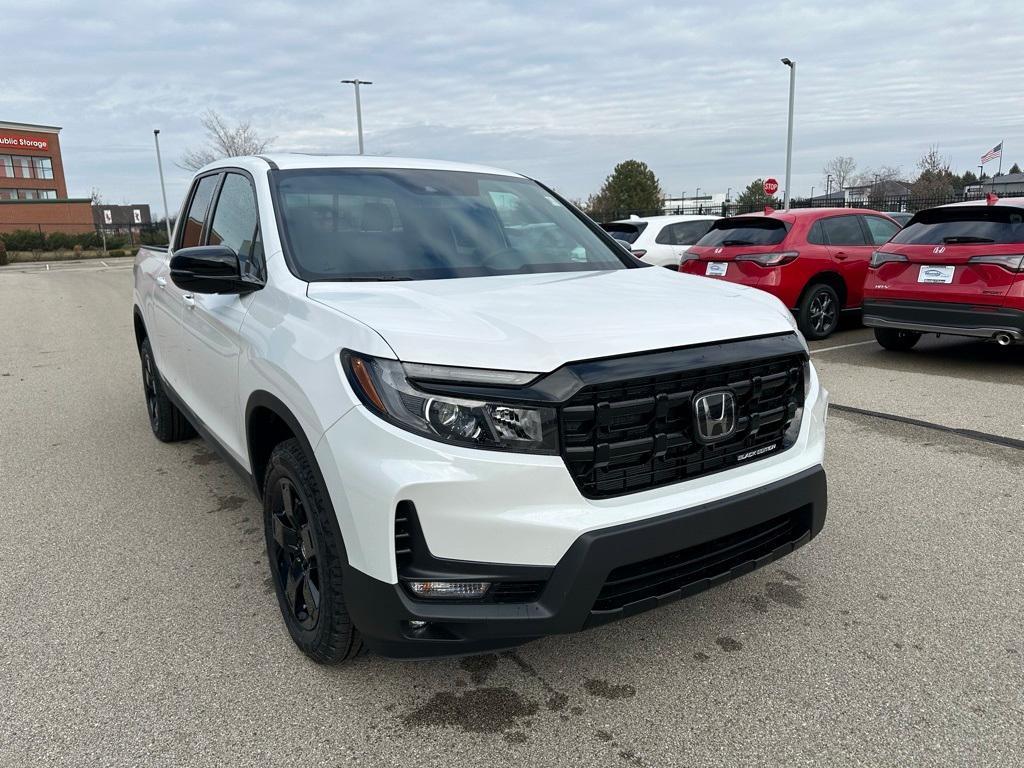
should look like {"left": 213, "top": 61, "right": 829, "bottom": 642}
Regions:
{"left": 810, "top": 340, "right": 877, "bottom": 355}
{"left": 101, "top": 261, "right": 109, "bottom": 267}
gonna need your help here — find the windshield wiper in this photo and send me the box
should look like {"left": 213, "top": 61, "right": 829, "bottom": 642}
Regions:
{"left": 942, "top": 236, "right": 994, "bottom": 244}
{"left": 335, "top": 275, "right": 415, "bottom": 282}
{"left": 721, "top": 239, "right": 755, "bottom": 246}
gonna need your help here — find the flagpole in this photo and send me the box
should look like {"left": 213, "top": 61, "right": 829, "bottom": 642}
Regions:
{"left": 997, "top": 139, "right": 1004, "bottom": 176}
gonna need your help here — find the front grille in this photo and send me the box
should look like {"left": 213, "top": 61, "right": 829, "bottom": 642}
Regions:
{"left": 593, "top": 508, "right": 811, "bottom": 612}
{"left": 559, "top": 346, "right": 805, "bottom": 498}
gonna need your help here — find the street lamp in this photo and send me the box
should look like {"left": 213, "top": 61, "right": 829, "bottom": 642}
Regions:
{"left": 340, "top": 78, "right": 373, "bottom": 154}
{"left": 781, "top": 58, "right": 796, "bottom": 211}
{"left": 826, "top": 174, "right": 833, "bottom": 197}
{"left": 153, "top": 129, "right": 172, "bottom": 244}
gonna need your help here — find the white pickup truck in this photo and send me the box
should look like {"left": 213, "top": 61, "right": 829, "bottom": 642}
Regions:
{"left": 132, "top": 155, "right": 829, "bottom": 663}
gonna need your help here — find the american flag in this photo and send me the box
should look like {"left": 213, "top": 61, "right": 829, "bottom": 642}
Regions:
{"left": 981, "top": 142, "right": 1003, "bottom": 164}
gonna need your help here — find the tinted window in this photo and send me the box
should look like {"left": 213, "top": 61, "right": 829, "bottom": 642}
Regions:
{"left": 697, "top": 218, "right": 789, "bottom": 247}
{"left": 891, "top": 207, "right": 1024, "bottom": 245}
{"left": 601, "top": 222, "right": 647, "bottom": 244}
{"left": 179, "top": 174, "right": 220, "bottom": 249}
{"left": 864, "top": 215, "right": 900, "bottom": 245}
{"left": 807, "top": 220, "right": 826, "bottom": 245}
{"left": 656, "top": 220, "right": 716, "bottom": 245}
{"left": 820, "top": 215, "right": 868, "bottom": 246}
{"left": 273, "top": 169, "right": 629, "bottom": 281}
{"left": 208, "top": 173, "right": 263, "bottom": 278}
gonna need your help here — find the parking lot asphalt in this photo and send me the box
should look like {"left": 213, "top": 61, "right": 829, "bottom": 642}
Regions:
{"left": 1, "top": 259, "right": 1021, "bottom": 767}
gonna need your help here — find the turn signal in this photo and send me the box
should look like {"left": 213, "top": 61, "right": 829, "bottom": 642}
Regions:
{"left": 406, "top": 581, "right": 491, "bottom": 599}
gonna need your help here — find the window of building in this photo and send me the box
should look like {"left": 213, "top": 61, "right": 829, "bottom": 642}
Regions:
{"left": 17, "top": 189, "right": 38, "bottom": 200}
{"left": 37, "top": 189, "right": 57, "bottom": 199}
{"left": 32, "top": 157, "right": 54, "bottom": 180}
{"left": 0, "top": 189, "right": 16, "bottom": 200}
{"left": 12, "top": 156, "right": 32, "bottom": 178}
{"left": 0, "top": 155, "right": 13, "bottom": 178}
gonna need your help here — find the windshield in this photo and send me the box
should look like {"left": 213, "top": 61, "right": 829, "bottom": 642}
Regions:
{"left": 271, "top": 169, "right": 629, "bottom": 280}
{"left": 695, "top": 218, "right": 789, "bottom": 247}
{"left": 601, "top": 222, "right": 647, "bottom": 244}
{"left": 891, "top": 206, "right": 1024, "bottom": 245}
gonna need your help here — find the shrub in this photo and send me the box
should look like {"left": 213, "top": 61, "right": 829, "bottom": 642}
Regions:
{"left": 0, "top": 240, "right": 7, "bottom": 266}
{"left": 45, "top": 232, "right": 76, "bottom": 251}
{"left": 107, "top": 249, "right": 127, "bottom": 258}
{"left": 0, "top": 229, "right": 46, "bottom": 251}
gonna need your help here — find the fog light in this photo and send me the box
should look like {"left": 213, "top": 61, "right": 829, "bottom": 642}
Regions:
{"left": 408, "top": 620, "right": 428, "bottom": 630}
{"left": 406, "top": 581, "right": 491, "bottom": 599}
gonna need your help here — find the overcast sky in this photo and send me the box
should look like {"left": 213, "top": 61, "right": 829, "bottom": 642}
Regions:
{"left": 6, "top": 1, "right": 1023, "bottom": 212}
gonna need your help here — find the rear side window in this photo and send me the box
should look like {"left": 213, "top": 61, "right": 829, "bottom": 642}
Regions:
{"left": 208, "top": 173, "right": 263, "bottom": 278}
{"left": 696, "top": 218, "right": 789, "bottom": 247}
{"left": 655, "top": 220, "right": 716, "bottom": 245}
{"left": 178, "top": 174, "right": 220, "bottom": 249}
{"left": 891, "top": 207, "right": 1024, "bottom": 245}
{"left": 601, "top": 222, "right": 647, "bottom": 244}
{"left": 864, "top": 215, "right": 900, "bottom": 245}
{"left": 820, "top": 215, "right": 868, "bottom": 246}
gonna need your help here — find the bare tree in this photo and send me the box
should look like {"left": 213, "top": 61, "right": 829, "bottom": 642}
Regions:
{"left": 179, "top": 110, "right": 275, "bottom": 171}
{"left": 853, "top": 164, "right": 904, "bottom": 187}
{"left": 822, "top": 156, "right": 857, "bottom": 191}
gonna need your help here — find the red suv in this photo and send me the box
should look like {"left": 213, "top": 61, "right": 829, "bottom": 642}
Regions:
{"left": 681, "top": 208, "right": 901, "bottom": 339}
{"left": 862, "top": 198, "right": 1024, "bottom": 350}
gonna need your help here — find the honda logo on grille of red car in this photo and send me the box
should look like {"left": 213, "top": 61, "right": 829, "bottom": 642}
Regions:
{"left": 693, "top": 389, "right": 737, "bottom": 443}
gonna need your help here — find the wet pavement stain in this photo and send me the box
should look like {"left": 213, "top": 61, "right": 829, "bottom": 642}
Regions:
{"left": 744, "top": 594, "right": 771, "bottom": 613}
{"left": 583, "top": 679, "right": 636, "bottom": 700}
{"left": 502, "top": 730, "right": 528, "bottom": 744}
{"left": 191, "top": 449, "right": 219, "bottom": 466}
{"left": 546, "top": 692, "right": 569, "bottom": 711}
{"left": 715, "top": 636, "right": 743, "bottom": 652}
{"left": 595, "top": 730, "right": 614, "bottom": 742}
{"left": 693, "top": 651, "right": 711, "bottom": 662}
{"left": 210, "top": 494, "right": 247, "bottom": 513}
{"left": 402, "top": 688, "right": 539, "bottom": 734}
{"left": 460, "top": 653, "right": 498, "bottom": 685}
{"left": 502, "top": 650, "right": 572, "bottom": 712}
{"left": 765, "top": 580, "right": 806, "bottom": 608}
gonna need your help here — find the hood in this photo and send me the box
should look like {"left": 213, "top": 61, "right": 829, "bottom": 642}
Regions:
{"left": 307, "top": 268, "right": 801, "bottom": 372}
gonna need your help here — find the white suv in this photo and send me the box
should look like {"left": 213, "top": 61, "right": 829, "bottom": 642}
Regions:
{"left": 603, "top": 214, "right": 720, "bottom": 268}
{"left": 133, "top": 155, "right": 828, "bottom": 663}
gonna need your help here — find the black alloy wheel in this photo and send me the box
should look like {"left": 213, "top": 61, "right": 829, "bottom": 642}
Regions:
{"left": 269, "top": 477, "right": 322, "bottom": 631}
{"left": 798, "top": 284, "right": 841, "bottom": 340}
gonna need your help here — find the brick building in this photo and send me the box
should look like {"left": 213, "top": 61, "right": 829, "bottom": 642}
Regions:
{"left": 0, "top": 120, "right": 93, "bottom": 234}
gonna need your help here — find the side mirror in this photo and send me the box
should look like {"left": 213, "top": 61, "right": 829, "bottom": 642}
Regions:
{"left": 169, "top": 245, "right": 260, "bottom": 294}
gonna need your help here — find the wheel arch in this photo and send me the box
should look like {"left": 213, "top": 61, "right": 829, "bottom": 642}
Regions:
{"left": 798, "top": 270, "right": 847, "bottom": 309}
{"left": 245, "top": 391, "right": 324, "bottom": 500}
{"left": 132, "top": 306, "right": 148, "bottom": 353}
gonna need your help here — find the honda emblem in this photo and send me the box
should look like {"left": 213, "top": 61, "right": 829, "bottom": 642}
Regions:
{"left": 693, "top": 389, "right": 737, "bottom": 443}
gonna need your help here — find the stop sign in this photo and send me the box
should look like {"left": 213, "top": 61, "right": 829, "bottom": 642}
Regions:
{"left": 763, "top": 178, "right": 779, "bottom": 196}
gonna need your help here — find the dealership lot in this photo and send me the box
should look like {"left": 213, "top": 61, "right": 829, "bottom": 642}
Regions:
{"left": 1, "top": 259, "right": 1021, "bottom": 767}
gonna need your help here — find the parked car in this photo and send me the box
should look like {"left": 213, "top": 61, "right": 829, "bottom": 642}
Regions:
{"left": 681, "top": 208, "right": 901, "bottom": 339}
{"left": 863, "top": 198, "right": 1024, "bottom": 350}
{"left": 884, "top": 211, "right": 913, "bottom": 227}
{"left": 601, "top": 214, "right": 719, "bottom": 268}
{"left": 132, "top": 155, "right": 828, "bottom": 663}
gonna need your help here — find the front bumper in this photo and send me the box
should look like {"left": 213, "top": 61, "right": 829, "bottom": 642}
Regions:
{"left": 863, "top": 298, "right": 1024, "bottom": 341}
{"left": 345, "top": 464, "right": 827, "bottom": 658}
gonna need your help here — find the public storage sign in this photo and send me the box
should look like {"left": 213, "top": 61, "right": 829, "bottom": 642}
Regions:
{"left": 0, "top": 134, "right": 49, "bottom": 152}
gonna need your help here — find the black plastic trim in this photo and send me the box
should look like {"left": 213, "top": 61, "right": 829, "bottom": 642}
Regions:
{"left": 244, "top": 391, "right": 325, "bottom": 499}
{"left": 343, "top": 464, "right": 827, "bottom": 658}
{"left": 863, "top": 299, "right": 1024, "bottom": 335}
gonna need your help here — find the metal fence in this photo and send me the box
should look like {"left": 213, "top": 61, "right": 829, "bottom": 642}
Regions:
{"left": 605, "top": 191, "right": 997, "bottom": 222}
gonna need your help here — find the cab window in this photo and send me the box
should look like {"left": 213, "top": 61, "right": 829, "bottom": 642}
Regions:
{"left": 208, "top": 172, "right": 263, "bottom": 279}
{"left": 178, "top": 174, "right": 220, "bottom": 249}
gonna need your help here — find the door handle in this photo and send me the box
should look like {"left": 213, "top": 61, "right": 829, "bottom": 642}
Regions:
{"left": 834, "top": 251, "right": 848, "bottom": 260}
{"left": 156, "top": 276, "right": 167, "bottom": 287}
{"left": 182, "top": 294, "right": 196, "bottom": 309}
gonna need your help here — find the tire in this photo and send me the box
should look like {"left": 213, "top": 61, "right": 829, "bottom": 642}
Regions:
{"left": 139, "top": 337, "right": 196, "bottom": 442}
{"left": 874, "top": 327, "right": 922, "bottom": 351}
{"left": 263, "top": 438, "right": 363, "bottom": 664}
{"left": 797, "top": 283, "right": 841, "bottom": 340}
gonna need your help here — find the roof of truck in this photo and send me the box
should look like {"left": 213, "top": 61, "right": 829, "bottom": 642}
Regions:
{"left": 232, "top": 153, "right": 525, "bottom": 178}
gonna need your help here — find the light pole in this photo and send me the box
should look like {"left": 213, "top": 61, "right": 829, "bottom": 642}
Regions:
{"left": 153, "top": 129, "right": 172, "bottom": 244}
{"left": 340, "top": 79, "right": 373, "bottom": 154}
{"left": 781, "top": 58, "right": 796, "bottom": 211}
{"left": 826, "top": 174, "right": 833, "bottom": 198}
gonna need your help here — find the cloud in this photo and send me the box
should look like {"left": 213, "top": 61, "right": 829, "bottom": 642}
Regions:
{"left": 5, "top": 0, "right": 1023, "bottom": 210}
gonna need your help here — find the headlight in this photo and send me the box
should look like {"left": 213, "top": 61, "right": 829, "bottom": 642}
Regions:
{"left": 869, "top": 250, "right": 908, "bottom": 268}
{"left": 342, "top": 351, "right": 558, "bottom": 453}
